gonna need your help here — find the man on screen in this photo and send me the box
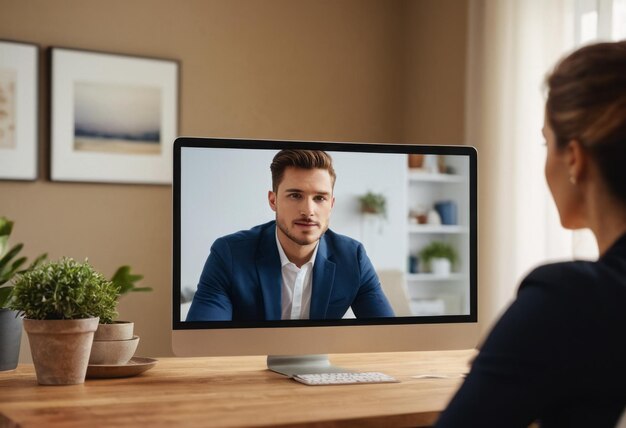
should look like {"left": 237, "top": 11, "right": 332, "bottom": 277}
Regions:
{"left": 186, "top": 149, "right": 395, "bottom": 321}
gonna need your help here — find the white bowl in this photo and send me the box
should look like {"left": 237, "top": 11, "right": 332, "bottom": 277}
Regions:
{"left": 89, "top": 336, "right": 139, "bottom": 366}
{"left": 94, "top": 321, "right": 134, "bottom": 341}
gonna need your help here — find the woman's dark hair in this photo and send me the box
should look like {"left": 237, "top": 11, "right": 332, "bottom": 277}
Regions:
{"left": 270, "top": 150, "right": 336, "bottom": 193}
{"left": 546, "top": 41, "right": 626, "bottom": 203}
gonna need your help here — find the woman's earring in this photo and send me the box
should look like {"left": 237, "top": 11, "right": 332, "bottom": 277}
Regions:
{"left": 569, "top": 176, "right": 577, "bottom": 185}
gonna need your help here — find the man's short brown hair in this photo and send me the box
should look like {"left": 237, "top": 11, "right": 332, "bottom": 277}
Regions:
{"left": 270, "top": 149, "right": 336, "bottom": 193}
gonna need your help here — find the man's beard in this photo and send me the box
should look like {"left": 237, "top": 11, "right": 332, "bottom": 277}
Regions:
{"left": 276, "top": 217, "right": 326, "bottom": 246}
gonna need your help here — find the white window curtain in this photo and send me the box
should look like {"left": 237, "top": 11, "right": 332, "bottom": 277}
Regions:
{"left": 466, "top": 0, "right": 578, "bottom": 334}
{"left": 577, "top": 0, "right": 626, "bottom": 42}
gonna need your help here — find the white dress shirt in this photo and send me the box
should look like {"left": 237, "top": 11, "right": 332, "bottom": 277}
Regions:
{"left": 276, "top": 230, "right": 319, "bottom": 320}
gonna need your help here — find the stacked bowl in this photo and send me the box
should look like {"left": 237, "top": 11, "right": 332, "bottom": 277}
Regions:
{"left": 89, "top": 321, "right": 139, "bottom": 366}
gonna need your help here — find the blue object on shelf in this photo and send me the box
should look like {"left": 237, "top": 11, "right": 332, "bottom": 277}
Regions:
{"left": 434, "top": 200, "right": 457, "bottom": 225}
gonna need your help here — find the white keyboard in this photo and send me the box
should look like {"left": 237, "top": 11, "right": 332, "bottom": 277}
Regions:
{"left": 293, "top": 371, "right": 399, "bottom": 386}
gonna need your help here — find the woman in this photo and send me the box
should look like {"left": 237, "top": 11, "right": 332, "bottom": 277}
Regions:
{"left": 436, "top": 41, "right": 626, "bottom": 427}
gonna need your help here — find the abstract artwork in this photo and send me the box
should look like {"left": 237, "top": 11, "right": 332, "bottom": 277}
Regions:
{"left": 50, "top": 47, "right": 179, "bottom": 184}
{"left": 0, "top": 40, "right": 38, "bottom": 180}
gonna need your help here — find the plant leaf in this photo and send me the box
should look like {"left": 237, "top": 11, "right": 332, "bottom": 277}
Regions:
{"left": 20, "top": 253, "right": 48, "bottom": 273}
{"left": 0, "top": 217, "right": 12, "bottom": 235}
{"left": 129, "top": 286, "right": 153, "bottom": 292}
{"left": 110, "top": 265, "right": 148, "bottom": 295}
{"left": 0, "top": 256, "right": 27, "bottom": 285}
{"left": 0, "top": 286, "right": 11, "bottom": 308}
{"left": 0, "top": 243, "right": 24, "bottom": 274}
{"left": 0, "top": 217, "right": 14, "bottom": 257}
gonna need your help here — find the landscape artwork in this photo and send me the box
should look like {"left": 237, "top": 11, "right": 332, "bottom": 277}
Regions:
{"left": 73, "top": 81, "right": 162, "bottom": 155}
{"left": 0, "top": 68, "right": 16, "bottom": 149}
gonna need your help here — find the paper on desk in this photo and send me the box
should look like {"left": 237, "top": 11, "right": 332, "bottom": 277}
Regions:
{"left": 411, "top": 373, "right": 466, "bottom": 379}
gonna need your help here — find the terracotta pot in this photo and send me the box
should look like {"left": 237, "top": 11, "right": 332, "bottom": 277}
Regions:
{"left": 361, "top": 206, "right": 383, "bottom": 215}
{"left": 408, "top": 154, "right": 424, "bottom": 168}
{"left": 0, "top": 309, "right": 23, "bottom": 371}
{"left": 23, "top": 317, "right": 99, "bottom": 385}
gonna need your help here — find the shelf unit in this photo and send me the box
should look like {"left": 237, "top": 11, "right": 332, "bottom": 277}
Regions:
{"left": 408, "top": 224, "right": 468, "bottom": 234}
{"left": 405, "top": 159, "right": 471, "bottom": 316}
{"left": 406, "top": 273, "right": 467, "bottom": 282}
{"left": 407, "top": 170, "right": 466, "bottom": 183}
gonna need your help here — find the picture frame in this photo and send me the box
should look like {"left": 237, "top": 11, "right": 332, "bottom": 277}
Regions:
{"left": 50, "top": 47, "right": 179, "bottom": 184}
{"left": 0, "top": 39, "right": 39, "bottom": 181}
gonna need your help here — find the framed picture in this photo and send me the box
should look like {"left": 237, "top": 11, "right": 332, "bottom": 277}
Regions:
{"left": 50, "top": 47, "right": 179, "bottom": 184}
{"left": 0, "top": 40, "right": 38, "bottom": 181}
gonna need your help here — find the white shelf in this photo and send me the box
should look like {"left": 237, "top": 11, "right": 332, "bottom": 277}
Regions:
{"left": 408, "top": 170, "right": 465, "bottom": 183}
{"left": 405, "top": 157, "right": 472, "bottom": 316}
{"left": 406, "top": 273, "right": 467, "bottom": 282}
{"left": 408, "top": 224, "right": 468, "bottom": 234}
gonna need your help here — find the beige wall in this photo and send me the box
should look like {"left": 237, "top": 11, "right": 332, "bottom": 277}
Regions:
{"left": 0, "top": 0, "right": 468, "bottom": 361}
{"left": 402, "top": 0, "right": 468, "bottom": 143}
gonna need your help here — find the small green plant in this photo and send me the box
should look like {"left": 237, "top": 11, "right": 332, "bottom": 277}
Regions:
{"left": 8, "top": 258, "right": 120, "bottom": 322}
{"left": 1, "top": 217, "right": 150, "bottom": 319}
{"left": 359, "top": 191, "right": 387, "bottom": 217}
{"left": 0, "top": 217, "right": 47, "bottom": 308}
{"left": 419, "top": 241, "right": 457, "bottom": 265}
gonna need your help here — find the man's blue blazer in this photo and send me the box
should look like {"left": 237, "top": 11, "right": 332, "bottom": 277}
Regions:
{"left": 186, "top": 221, "right": 395, "bottom": 321}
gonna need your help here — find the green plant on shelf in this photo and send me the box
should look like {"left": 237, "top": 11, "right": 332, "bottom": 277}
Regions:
{"left": 358, "top": 191, "right": 387, "bottom": 217}
{"left": 419, "top": 241, "right": 458, "bottom": 266}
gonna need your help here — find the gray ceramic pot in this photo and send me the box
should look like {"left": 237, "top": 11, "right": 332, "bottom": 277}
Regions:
{"left": 0, "top": 309, "right": 23, "bottom": 371}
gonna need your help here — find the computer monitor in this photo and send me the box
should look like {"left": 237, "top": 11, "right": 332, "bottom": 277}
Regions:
{"left": 172, "top": 138, "right": 478, "bottom": 376}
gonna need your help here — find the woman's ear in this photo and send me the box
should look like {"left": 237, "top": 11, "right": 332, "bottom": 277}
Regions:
{"left": 565, "top": 140, "right": 587, "bottom": 183}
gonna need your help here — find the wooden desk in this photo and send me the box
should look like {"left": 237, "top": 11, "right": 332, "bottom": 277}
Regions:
{"left": 0, "top": 349, "right": 473, "bottom": 428}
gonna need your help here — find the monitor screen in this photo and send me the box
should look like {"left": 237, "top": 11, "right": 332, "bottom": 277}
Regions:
{"left": 172, "top": 138, "right": 478, "bottom": 364}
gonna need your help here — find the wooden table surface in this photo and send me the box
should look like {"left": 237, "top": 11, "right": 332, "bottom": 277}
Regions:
{"left": 0, "top": 349, "right": 474, "bottom": 428}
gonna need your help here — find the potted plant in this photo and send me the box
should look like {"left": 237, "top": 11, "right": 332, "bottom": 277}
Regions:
{"left": 0, "top": 217, "right": 46, "bottom": 372}
{"left": 359, "top": 191, "right": 387, "bottom": 217}
{"left": 89, "top": 266, "right": 151, "bottom": 365}
{"left": 419, "top": 241, "right": 458, "bottom": 276}
{"left": 7, "top": 257, "right": 118, "bottom": 384}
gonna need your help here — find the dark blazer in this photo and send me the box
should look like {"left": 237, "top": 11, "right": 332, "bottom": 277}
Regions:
{"left": 436, "top": 233, "right": 626, "bottom": 428}
{"left": 186, "top": 221, "right": 395, "bottom": 321}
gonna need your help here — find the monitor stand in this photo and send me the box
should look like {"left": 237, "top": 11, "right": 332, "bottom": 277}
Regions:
{"left": 267, "top": 354, "right": 354, "bottom": 377}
